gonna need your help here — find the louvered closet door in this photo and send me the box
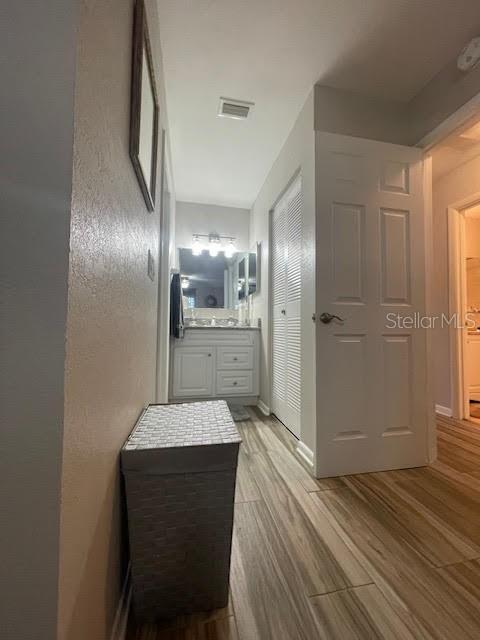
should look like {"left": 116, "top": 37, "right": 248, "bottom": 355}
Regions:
{"left": 271, "top": 197, "right": 287, "bottom": 415}
{"left": 271, "top": 176, "right": 302, "bottom": 437}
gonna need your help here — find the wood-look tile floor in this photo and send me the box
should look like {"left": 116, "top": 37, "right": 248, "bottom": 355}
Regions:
{"left": 127, "top": 410, "right": 480, "bottom": 640}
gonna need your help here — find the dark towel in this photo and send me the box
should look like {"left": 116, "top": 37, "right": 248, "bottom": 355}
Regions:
{"left": 170, "top": 273, "right": 184, "bottom": 338}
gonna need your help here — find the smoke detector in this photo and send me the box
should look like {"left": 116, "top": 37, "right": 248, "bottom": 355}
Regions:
{"left": 218, "top": 97, "right": 254, "bottom": 120}
{"left": 457, "top": 37, "right": 480, "bottom": 72}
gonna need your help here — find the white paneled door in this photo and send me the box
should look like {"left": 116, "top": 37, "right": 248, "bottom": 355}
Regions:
{"left": 316, "top": 132, "right": 430, "bottom": 477}
{"left": 271, "top": 176, "right": 302, "bottom": 437}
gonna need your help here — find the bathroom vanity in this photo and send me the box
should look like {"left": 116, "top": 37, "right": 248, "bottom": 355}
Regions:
{"left": 467, "top": 331, "right": 480, "bottom": 402}
{"left": 170, "top": 327, "right": 260, "bottom": 402}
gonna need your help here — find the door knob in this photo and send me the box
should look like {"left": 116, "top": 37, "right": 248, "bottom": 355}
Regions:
{"left": 319, "top": 312, "right": 345, "bottom": 324}
{"left": 281, "top": 309, "right": 286, "bottom": 315}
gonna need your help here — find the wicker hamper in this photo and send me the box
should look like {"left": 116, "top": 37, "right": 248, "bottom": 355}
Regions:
{"left": 121, "top": 400, "right": 241, "bottom": 622}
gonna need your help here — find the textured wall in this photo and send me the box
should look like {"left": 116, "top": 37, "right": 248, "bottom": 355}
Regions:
{"left": 249, "top": 91, "right": 316, "bottom": 452}
{"left": 0, "top": 2, "right": 76, "bottom": 639}
{"left": 57, "top": 0, "right": 171, "bottom": 638}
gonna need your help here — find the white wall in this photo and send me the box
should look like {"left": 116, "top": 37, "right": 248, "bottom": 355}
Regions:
{"left": 432, "top": 154, "right": 480, "bottom": 410}
{"left": 249, "top": 90, "right": 316, "bottom": 452}
{"left": 175, "top": 201, "right": 250, "bottom": 251}
{"left": 0, "top": 2, "right": 76, "bottom": 639}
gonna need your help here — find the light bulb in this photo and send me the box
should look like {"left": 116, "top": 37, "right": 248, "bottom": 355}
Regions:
{"left": 209, "top": 236, "right": 220, "bottom": 257}
{"left": 192, "top": 236, "right": 202, "bottom": 256}
{"left": 224, "top": 239, "right": 235, "bottom": 258}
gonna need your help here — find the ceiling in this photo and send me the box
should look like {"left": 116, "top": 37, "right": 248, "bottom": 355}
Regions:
{"left": 157, "top": 0, "right": 480, "bottom": 208}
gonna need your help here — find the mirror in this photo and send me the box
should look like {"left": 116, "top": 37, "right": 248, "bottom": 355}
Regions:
{"left": 238, "top": 257, "right": 246, "bottom": 301}
{"left": 248, "top": 250, "right": 257, "bottom": 296}
{"left": 179, "top": 245, "right": 260, "bottom": 309}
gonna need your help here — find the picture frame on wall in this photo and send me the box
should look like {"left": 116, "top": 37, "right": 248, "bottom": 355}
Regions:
{"left": 129, "top": 0, "right": 159, "bottom": 212}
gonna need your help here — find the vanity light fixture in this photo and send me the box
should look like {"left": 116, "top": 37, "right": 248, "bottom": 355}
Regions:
{"left": 191, "top": 233, "right": 237, "bottom": 258}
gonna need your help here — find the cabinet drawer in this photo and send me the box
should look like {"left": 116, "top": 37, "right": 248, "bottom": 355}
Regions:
{"left": 216, "top": 371, "right": 253, "bottom": 396}
{"left": 216, "top": 346, "right": 254, "bottom": 370}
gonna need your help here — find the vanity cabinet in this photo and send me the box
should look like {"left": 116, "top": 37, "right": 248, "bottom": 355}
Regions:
{"left": 467, "top": 334, "right": 480, "bottom": 401}
{"left": 170, "top": 328, "right": 260, "bottom": 401}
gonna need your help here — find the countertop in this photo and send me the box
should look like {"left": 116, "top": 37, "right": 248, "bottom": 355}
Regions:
{"left": 184, "top": 324, "right": 260, "bottom": 331}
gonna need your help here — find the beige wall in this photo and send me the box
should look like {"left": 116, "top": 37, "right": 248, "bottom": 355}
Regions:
{"left": 57, "top": 1, "right": 172, "bottom": 639}
{"left": 249, "top": 90, "right": 316, "bottom": 452}
{"left": 409, "top": 57, "right": 480, "bottom": 145}
{"left": 466, "top": 221, "right": 480, "bottom": 329}
{"left": 175, "top": 201, "right": 251, "bottom": 252}
{"left": 466, "top": 217, "right": 480, "bottom": 258}
{"left": 432, "top": 154, "right": 480, "bottom": 410}
{"left": 0, "top": 2, "right": 76, "bottom": 639}
{"left": 314, "top": 85, "right": 410, "bottom": 145}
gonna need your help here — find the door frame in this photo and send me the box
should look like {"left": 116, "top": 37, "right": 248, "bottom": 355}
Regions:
{"left": 422, "top": 154, "right": 437, "bottom": 462}
{"left": 156, "top": 130, "right": 175, "bottom": 403}
{"left": 447, "top": 194, "right": 480, "bottom": 420}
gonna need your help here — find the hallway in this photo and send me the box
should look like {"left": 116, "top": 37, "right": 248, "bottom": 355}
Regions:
{"left": 128, "top": 410, "right": 480, "bottom": 639}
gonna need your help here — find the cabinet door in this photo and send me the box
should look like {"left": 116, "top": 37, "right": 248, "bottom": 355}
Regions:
{"left": 173, "top": 348, "right": 214, "bottom": 398}
{"left": 467, "top": 336, "right": 480, "bottom": 399}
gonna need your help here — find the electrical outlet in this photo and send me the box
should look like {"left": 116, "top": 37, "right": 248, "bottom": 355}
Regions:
{"left": 147, "top": 249, "right": 155, "bottom": 281}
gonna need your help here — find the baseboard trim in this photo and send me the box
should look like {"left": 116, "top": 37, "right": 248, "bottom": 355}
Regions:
{"left": 435, "top": 404, "right": 452, "bottom": 417}
{"left": 257, "top": 400, "right": 270, "bottom": 416}
{"left": 110, "top": 564, "right": 132, "bottom": 640}
{"left": 296, "top": 440, "right": 314, "bottom": 469}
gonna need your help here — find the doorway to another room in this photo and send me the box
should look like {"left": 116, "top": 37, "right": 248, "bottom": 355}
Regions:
{"left": 429, "top": 113, "right": 480, "bottom": 426}
{"left": 450, "top": 202, "right": 480, "bottom": 424}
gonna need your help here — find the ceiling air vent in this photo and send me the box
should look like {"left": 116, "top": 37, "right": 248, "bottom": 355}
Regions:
{"left": 218, "top": 97, "right": 254, "bottom": 120}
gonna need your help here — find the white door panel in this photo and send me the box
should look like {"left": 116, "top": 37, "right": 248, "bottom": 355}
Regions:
{"left": 316, "top": 132, "right": 428, "bottom": 476}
